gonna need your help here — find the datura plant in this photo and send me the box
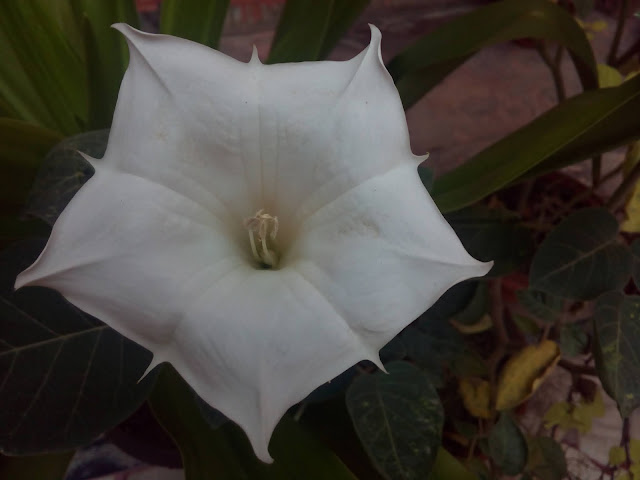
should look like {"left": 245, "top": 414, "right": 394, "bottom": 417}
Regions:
{"left": 13, "top": 24, "right": 490, "bottom": 461}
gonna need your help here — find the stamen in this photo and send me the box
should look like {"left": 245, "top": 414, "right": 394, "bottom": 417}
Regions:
{"left": 244, "top": 210, "right": 279, "bottom": 268}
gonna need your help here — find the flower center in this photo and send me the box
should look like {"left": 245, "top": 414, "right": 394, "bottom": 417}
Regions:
{"left": 244, "top": 209, "right": 279, "bottom": 268}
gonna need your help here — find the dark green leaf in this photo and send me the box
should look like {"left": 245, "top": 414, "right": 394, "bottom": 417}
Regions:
{"left": 150, "top": 365, "right": 358, "bottom": 479}
{"left": 387, "top": 0, "right": 597, "bottom": 109}
{"left": 267, "top": 0, "right": 369, "bottom": 64}
{"left": 431, "top": 75, "right": 640, "bottom": 212}
{"left": 489, "top": 413, "right": 527, "bottom": 475}
{"left": 195, "top": 395, "right": 229, "bottom": 430}
{"left": 530, "top": 208, "right": 631, "bottom": 300}
{"left": 0, "top": 2, "right": 86, "bottom": 133}
{"left": 346, "top": 361, "right": 443, "bottom": 480}
{"left": 446, "top": 205, "right": 533, "bottom": 275}
{"left": 573, "top": 0, "right": 595, "bottom": 17}
{"left": 526, "top": 437, "right": 567, "bottom": 480}
{"left": 160, "top": 0, "right": 229, "bottom": 50}
{"left": 78, "top": 0, "right": 139, "bottom": 129}
{"left": 24, "top": 130, "right": 108, "bottom": 225}
{"left": 421, "top": 281, "right": 478, "bottom": 323}
{"left": 0, "top": 240, "right": 157, "bottom": 454}
{"left": 517, "top": 289, "right": 564, "bottom": 324}
{"left": 559, "top": 323, "right": 589, "bottom": 358}
{"left": 0, "top": 119, "right": 62, "bottom": 211}
{"left": 426, "top": 448, "right": 476, "bottom": 480}
{"left": 449, "top": 281, "right": 488, "bottom": 327}
{"left": 631, "top": 239, "right": 640, "bottom": 290}
{"left": 0, "top": 450, "right": 74, "bottom": 480}
{"left": 401, "top": 324, "right": 461, "bottom": 385}
{"left": 379, "top": 334, "right": 407, "bottom": 364}
{"left": 417, "top": 164, "right": 434, "bottom": 193}
{"left": 594, "top": 292, "right": 640, "bottom": 417}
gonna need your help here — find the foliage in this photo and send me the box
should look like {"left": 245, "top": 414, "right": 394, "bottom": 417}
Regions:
{"left": 1, "top": 0, "right": 640, "bottom": 479}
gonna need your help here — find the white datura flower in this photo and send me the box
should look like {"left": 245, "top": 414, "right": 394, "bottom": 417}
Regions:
{"left": 15, "top": 24, "right": 491, "bottom": 461}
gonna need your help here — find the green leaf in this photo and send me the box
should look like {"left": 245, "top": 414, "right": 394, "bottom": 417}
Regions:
{"left": 150, "top": 365, "right": 358, "bottom": 480}
{"left": 267, "top": 0, "right": 369, "bottom": 64}
{"left": 346, "top": 361, "right": 444, "bottom": 480}
{"left": 631, "top": 239, "right": 640, "bottom": 290}
{"left": 0, "top": 451, "right": 74, "bottom": 480}
{"left": 418, "top": 164, "right": 434, "bottom": 193}
{"left": 446, "top": 205, "right": 533, "bottom": 276}
{"left": 489, "top": 413, "right": 528, "bottom": 475}
{"left": 387, "top": 0, "right": 597, "bottom": 109}
{"left": 449, "top": 281, "right": 488, "bottom": 328}
{"left": 594, "top": 292, "right": 640, "bottom": 417}
{"left": 160, "top": 0, "right": 229, "bottom": 50}
{"left": 0, "top": 2, "right": 86, "bottom": 133}
{"left": 77, "top": 0, "right": 139, "bottom": 129}
{"left": 530, "top": 208, "right": 631, "bottom": 300}
{"left": 431, "top": 75, "right": 640, "bottom": 212}
{"left": 0, "top": 240, "right": 158, "bottom": 454}
{"left": 23, "top": 130, "right": 108, "bottom": 225}
{"left": 426, "top": 448, "right": 476, "bottom": 480}
{"left": 0, "top": 119, "right": 63, "bottom": 212}
{"left": 526, "top": 437, "right": 567, "bottom": 480}
{"left": 559, "top": 323, "right": 589, "bottom": 357}
{"left": 517, "top": 289, "right": 564, "bottom": 324}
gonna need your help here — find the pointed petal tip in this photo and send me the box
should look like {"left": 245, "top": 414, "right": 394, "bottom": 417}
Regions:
{"left": 14, "top": 271, "right": 30, "bottom": 291}
{"left": 138, "top": 356, "right": 163, "bottom": 383}
{"left": 249, "top": 45, "right": 261, "bottom": 64}
{"left": 367, "top": 23, "right": 382, "bottom": 42}
{"left": 78, "top": 151, "right": 100, "bottom": 170}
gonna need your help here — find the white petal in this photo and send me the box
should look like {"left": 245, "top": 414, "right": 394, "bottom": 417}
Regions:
{"left": 165, "top": 268, "right": 382, "bottom": 462}
{"left": 288, "top": 163, "right": 492, "bottom": 350}
{"left": 15, "top": 164, "right": 246, "bottom": 352}
{"left": 105, "top": 24, "right": 418, "bottom": 239}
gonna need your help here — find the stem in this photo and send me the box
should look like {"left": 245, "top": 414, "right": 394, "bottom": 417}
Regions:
{"left": 558, "top": 359, "right": 596, "bottom": 376}
{"left": 607, "top": 0, "right": 630, "bottom": 65}
{"left": 613, "top": 36, "right": 640, "bottom": 68}
{"left": 592, "top": 155, "right": 602, "bottom": 188}
{"left": 607, "top": 157, "right": 640, "bottom": 211}
{"left": 538, "top": 44, "right": 566, "bottom": 102}
{"left": 490, "top": 279, "right": 508, "bottom": 345}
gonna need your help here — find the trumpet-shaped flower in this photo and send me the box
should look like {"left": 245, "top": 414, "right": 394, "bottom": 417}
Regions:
{"left": 15, "top": 24, "right": 491, "bottom": 461}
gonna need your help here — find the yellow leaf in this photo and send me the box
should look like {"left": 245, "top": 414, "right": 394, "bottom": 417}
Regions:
{"left": 544, "top": 401, "right": 572, "bottom": 429}
{"left": 630, "top": 439, "right": 640, "bottom": 464}
{"left": 543, "top": 390, "right": 605, "bottom": 433}
{"left": 590, "top": 20, "right": 608, "bottom": 32}
{"left": 459, "top": 377, "right": 491, "bottom": 419}
{"left": 451, "top": 314, "right": 493, "bottom": 335}
{"left": 621, "top": 177, "right": 640, "bottom": 233}
{"left": 598, "top": 64, "right": 624, "bottom": 88}
{"left": 496, "top": 340, "right": 560, "bottom": 410}
{"left": 631, "top": 463, "right": 640, "bottom": 480}
{"left": 618, "top": 472, "right": 632, "bottom": 480}
{"left": 610, "top": 446, "right": 627, "bottom": 466}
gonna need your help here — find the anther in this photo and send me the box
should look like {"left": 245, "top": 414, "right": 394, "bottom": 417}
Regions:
{"left": 244, "top": 210, "right": 279, "bottom": 268}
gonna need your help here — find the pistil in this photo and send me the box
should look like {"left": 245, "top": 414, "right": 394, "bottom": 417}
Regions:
{"left": 244, "top": 209, "right": 279, "bottom": 268}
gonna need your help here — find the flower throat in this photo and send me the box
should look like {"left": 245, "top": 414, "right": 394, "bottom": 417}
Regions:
{"left": 244, "top": 210, "right": 279, "bottom": 268}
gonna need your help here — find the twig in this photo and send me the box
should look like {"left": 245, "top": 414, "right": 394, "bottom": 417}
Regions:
{"left": 558, "top": 359, "right": 596, "bottom": 376}
{"left": 613, "top": 36, "right": 640, "bottom": 68}
{"left": 607, "top": 0, "right": 630, "bottom": 65}
{"left": 607, "top": 156, "right": 640, "bottom": 211}
{"left": 537, "top": 44, "right": 566, "bottom": 102}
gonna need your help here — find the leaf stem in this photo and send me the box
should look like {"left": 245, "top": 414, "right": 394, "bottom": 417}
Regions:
{"left": 613, "top": 36, "right": 640, "bottom": 68}
{"left": 607, "top": 0, "right": 630, "bottom": 65}
{"left": 537, "top": 44, "right": 566, "bottom": 103}
{"left": 607, "top": 155, "right": 640, "bottom": 211}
